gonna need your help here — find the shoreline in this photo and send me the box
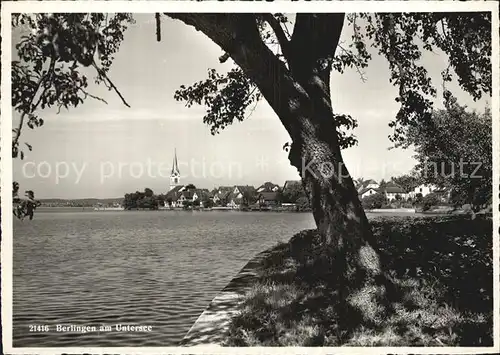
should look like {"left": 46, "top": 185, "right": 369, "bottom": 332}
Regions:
{"left": 36, "top": 206, "right": 314, "bottom": 213}
{"left": 36, "top": 206, "right": 437, "bottom": 213}
{"left": 180, "top": 247, "right": 273, "bottom": 346}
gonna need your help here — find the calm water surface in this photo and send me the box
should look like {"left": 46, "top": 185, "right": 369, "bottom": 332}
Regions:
{"left": 13, "top": 210, "right": 317, "bottom": 347}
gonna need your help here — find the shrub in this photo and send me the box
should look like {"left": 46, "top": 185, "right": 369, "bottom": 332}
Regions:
{"left": 202, "top": 198, "right": 214, "bottom": 208}
{"left": 422, "top": 193, "right": 441, "bottom": 211}
{"left": 362, "top": 192, "right": 386, "bottom": 210}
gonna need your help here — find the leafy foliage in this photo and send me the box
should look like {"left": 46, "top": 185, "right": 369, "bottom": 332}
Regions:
{"left": 202, "top": 196, "right": 214, "bottom": 209}
{"left": 13, "top": 186, "right": 40, "bottom": 220}
{"left": 421, "top": 192, "right": 442, "bottom": 212}
{"left": 404, "top": 101, "right": 492, "bottom": 211}
{"left": 123, "top": 188, "right": 162, "bottom": 210}
{"left": 172, "top": 12, "right": 491, "bottom": 148}
{"left": 12, "top": 12, "right": 492, "bottom": 158}
{"left": 11, "top": 13, "right": 134, "bottom": 160}
{"left": 281, "top": 182, "right": 307, "bottom": 204}
{"left": 413, "top": 192, "right": 424, "bottom": 206}
{"left": 355, "top": 12, "right": 491, "bottom": 144}
{"left": 391, "top": 173, "right": 421, "bottom": 193}
{"left": 361, "top": 192, "right": 386, "bottom": 210}
{"left": 174, "top": 68, "right": 260, "bottom": 135}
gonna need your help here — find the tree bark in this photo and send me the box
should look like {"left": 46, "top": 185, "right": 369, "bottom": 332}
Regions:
{"left": 167, "top": 13, "right": 385, "bottom": 293}
{"left": 284, "top": 93, "right": 383, "bottom": 292}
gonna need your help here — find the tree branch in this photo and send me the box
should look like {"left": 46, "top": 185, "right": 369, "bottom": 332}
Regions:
{"left": 289, "top": 13, "right": 345, "bottom": 75}
{"left": 155, "top": 13, "right": 161, "bottom": 42}
{"left": 80, "top": 88, "right": 108, "bottom": 104}
{"left": 338, "top": 43, "right": 367, "bottom": 82}
{"left": 386, "top": 14, "right": 406, "bottom": 99}
{"left": 262, "top": 13, "right": 292, "bottom": 60}
{"left": 32, "top": 57, "right": 56, "bottom": 109}
{"left": 243, "top": 85, "right": 260, "bottom": 120}
{"left": 166, "top": 13, "right": 305, "bottom": 134}
{"left": 13, "top": 56, "right": 56, "bottom": 156}
{"left": 286, "top": 13, "right": 345, "bottom": 107}
{"left": 219, "top": 52, "right": 230, "bottom": 63}
{"left": 92, "top": 60, "right": 131, "bottom": 107}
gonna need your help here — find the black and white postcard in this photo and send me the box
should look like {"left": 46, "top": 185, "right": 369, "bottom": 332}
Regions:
{"left": 1, "top": 1, "right": 499, "bottom": 354}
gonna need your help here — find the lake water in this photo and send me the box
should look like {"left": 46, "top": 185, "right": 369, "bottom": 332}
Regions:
{"left": 13, "top": 210, "right": 317, "bottom": 347}
{"left": 12, "top": 209, "right": 422, "bottom": 347}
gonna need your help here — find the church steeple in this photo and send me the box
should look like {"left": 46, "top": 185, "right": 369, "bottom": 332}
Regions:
{"left": 169, "top": 149, "right": 180, "bottom": 191}
{"left": 171, "top": 148, "right": 180, "bottom": 175}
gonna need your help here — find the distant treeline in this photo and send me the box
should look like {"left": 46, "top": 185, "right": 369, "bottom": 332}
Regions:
{"left": 40, "top": 198, "right": 122, "bottom": 207}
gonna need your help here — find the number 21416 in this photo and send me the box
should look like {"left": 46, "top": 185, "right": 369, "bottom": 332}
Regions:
{"left": 29, "top": 325, "right": 50, "bottom": 332}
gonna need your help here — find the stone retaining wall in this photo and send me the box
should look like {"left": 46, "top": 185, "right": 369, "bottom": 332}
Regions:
{"left": 180, "top": 249, "right": 271, "bottom": 346}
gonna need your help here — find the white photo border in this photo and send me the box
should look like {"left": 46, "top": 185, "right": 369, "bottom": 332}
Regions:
{"left": 1, "top": 1, "right": 499, "bottom": 354}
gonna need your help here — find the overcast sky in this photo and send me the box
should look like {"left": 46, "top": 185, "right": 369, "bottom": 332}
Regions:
{"left": 12, "top": 14, "right": 488, "bottom": 199}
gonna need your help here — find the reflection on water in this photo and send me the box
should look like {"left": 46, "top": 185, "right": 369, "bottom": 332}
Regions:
{"left": 13, "top": 210, "right": 316, "bottom": 346}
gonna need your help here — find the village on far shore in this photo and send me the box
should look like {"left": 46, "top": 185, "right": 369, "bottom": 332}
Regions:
{"left": 92, "top": 150, "right": 455, "bottom": 213}
{"left": 143, "top": 178, "right": 446, "bottom": 212}
{"left": 38, "top": 150, "right": 456, "bottom": 213}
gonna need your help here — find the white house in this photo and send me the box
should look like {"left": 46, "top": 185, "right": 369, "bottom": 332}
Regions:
{"left": 227, "top": 199, "right": 239, "bottom": 209}
{"left": 357, "top": 179, "right": 380, "bottom": 199}
{"left": 226, "top": 185, "right": 257, "bottom": 208}
{"left": 164, "top": 185, "right": 203, "bottom": 208}
{"left": 359, "top": 187, "right": 379, "bottom": 199}
{"left": 410, "top": 184, "right": 436, "bottom": 198}
{"left": 177, "top": 190, "right": 199, "bottom": 204}
{"left": 383, "top": 182, "right": 408, "bottom": 201}
{"left": 356, "top": 179, "right": 379, "bottom": 192}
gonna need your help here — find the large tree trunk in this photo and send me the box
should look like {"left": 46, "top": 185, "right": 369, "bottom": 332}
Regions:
{"left": 286, "top": 105, "right": 382, "bottom": 281}
{"left": 168, "top": 14, "right": 387, "bottom": 305}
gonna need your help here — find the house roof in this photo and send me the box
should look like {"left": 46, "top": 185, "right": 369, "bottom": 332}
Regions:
{"left": 257, "top": 182, "right": 280, "bottom": 191}
{"left": 382, "top": 182, "right": 405, "bottom": 193}
{"left": 356, "top": 179, "right": 380, "bottom": 192}
{"left": 166, "top": 185, "right": 184, "bottom": 200}
{"left": 213, "top": 186, "right": 232, "bottom": 197}
{"left": 194, "top": 189, "right": 211, "bottom": 199}
{"left": 259, "top": 192, "right": 279, "bottom": 201}
{"left": 360, "top": 179, "right": 378, "bottom": 188}
{"left": 358, "top": 187, "right": 379, "bottom": 196}
{"left": 181, "top": 190, "right": 194, "bottom": 199}
{"left": 235, "top": 185, "right": 257, "bottom": 194}
{"left": 283, "top": 180, "right": 301, "bottom": 190}
{"left": 217, "top": 186, "right": 233, "bottom": 192}
{"left": 384, "top": 186, "right": 405, "bottom": 194}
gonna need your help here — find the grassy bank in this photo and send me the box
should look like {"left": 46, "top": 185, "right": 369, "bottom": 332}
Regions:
{"left": 225, "top": 216, "right": 493, "bottom": 346}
